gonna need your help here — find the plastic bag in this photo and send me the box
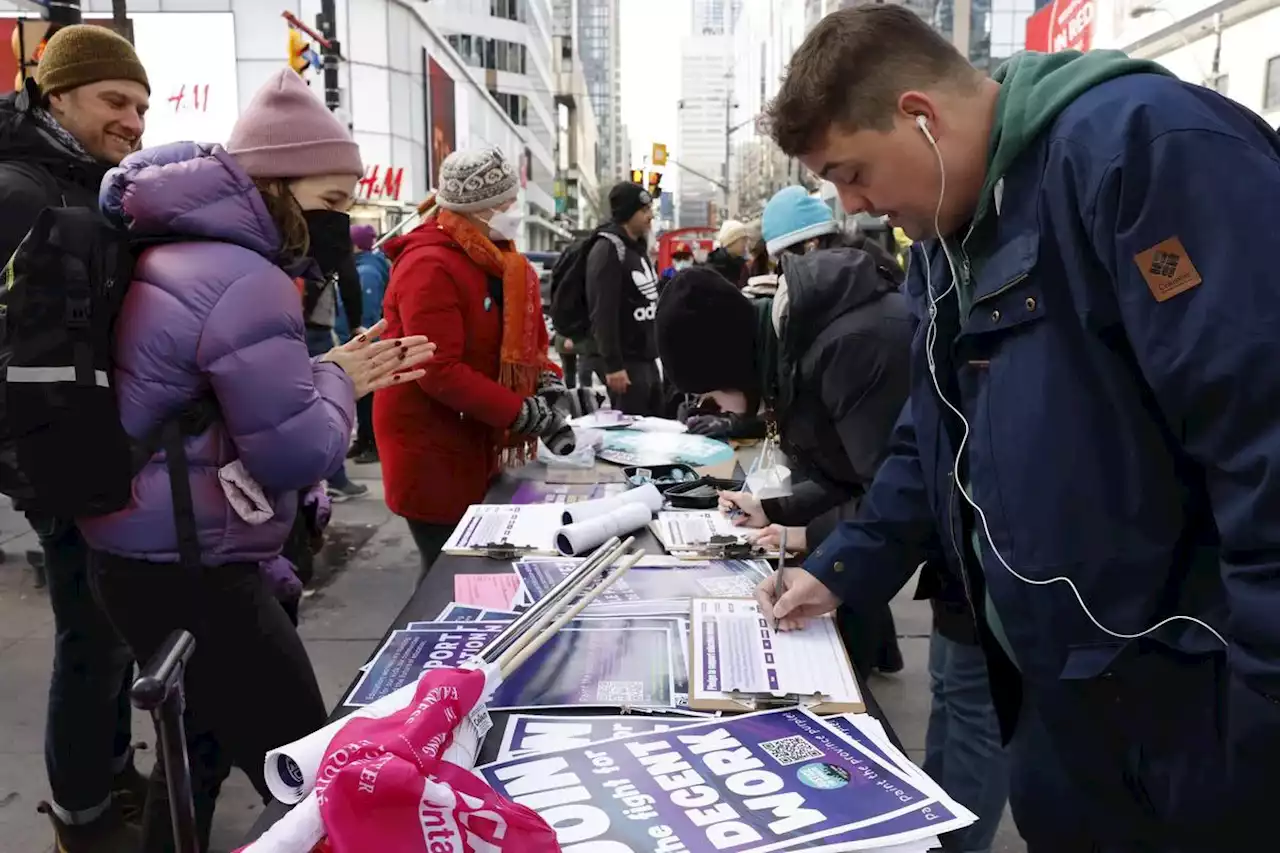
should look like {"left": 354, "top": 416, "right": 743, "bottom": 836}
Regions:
{"left": 538, "top": 426, "right": 602, "bottom": 468}
{"left": 745, "top": 436, "right": 792, "bottom": 499}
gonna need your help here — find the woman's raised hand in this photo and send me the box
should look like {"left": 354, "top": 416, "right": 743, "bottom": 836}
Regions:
{"left": 320, "top": 319, "right": 436, "bottom": 399}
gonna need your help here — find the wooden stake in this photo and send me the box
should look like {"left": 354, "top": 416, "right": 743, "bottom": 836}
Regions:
{"left": 494, "top": 537, "right": 635, "bottom": 672}
{"left": 479, "top": 536, "right": 622, "bottom": 664}
{"left": 501, "top": 550, "right": 645, "bottom": 677}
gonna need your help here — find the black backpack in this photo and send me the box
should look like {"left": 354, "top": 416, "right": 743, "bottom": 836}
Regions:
{"left": 0, "top": 205, "right": 215, "bottom": 565}
{"left": 548, "top": 228, "right": 624, "bottom": 340}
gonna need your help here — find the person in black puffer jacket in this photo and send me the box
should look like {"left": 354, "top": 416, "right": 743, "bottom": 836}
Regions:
{"left": 655, "top": 239, "right": 910, "bottom": 678}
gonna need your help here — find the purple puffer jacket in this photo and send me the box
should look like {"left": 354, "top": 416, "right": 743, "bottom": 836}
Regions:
{"left": 77, "top": 142, "right": 355, "bottom": 565}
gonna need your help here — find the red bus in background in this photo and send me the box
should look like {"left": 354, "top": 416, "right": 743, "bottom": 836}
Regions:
{"left": 656, "top": 227, "right": 715, "bottom": 273}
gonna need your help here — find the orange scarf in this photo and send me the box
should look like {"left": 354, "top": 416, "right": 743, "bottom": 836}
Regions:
{"left": 436, "top": 207, "right": 545, "bottom": 464}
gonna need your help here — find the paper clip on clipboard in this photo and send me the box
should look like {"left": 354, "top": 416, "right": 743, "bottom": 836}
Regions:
{"left": 702, "top": 536, "right": 758, "bottom": 560}
{"left": 477, "top": 543, "right": 539, "bottom": 561}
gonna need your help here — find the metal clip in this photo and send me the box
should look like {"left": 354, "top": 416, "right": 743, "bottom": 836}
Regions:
{"left": 705, "top": 535, "right": 755, "bottom": 560}
{"left": 482, "top": 544, "right": 524, "bottom": 561}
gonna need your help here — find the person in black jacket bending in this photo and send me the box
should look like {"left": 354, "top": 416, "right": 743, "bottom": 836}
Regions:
{"left": 655, "top": 249, "right": 910, "bottom": 677}
{"left": 585, "top": 182, "right": 662, "bottom": 414}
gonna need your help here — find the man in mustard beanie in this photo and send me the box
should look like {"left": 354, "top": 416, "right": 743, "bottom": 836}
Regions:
{"left": 0, "top": 22, "right": 150, "bottom": 853}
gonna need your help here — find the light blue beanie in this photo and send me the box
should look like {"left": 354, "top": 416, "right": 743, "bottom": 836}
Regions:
{"left": 761, "top": 186, "right": 839, "bottom": 256}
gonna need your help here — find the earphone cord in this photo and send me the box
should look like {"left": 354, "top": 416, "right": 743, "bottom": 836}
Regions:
{"left": 914, "top": 118, "right": 1227, "bottom": 649}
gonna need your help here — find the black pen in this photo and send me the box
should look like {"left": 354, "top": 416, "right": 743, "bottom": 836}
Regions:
{"left": 768, "top": 526, "right": 787, "bottom": 632}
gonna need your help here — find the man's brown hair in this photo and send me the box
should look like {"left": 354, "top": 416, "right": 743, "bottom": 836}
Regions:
{"left": 765, "top": 6, "right": 980, "bottom": 156}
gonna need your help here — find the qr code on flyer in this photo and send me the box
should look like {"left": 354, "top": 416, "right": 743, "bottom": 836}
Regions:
{"left": 760, "top": 735, "right": 825, "bottom": 766}
{"left": 597, "top": 681, "right": 646, "bottom": 703}
{"left": 697, "top": 576, "right": 758, "bottom": 597}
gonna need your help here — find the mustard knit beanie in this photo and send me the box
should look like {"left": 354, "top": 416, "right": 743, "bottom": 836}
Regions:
{"left": 36, "top": 24, "right": 149, "bottom": 97}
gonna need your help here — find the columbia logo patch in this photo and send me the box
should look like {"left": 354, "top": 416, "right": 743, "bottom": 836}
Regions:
{"left": 1134, "top": 237, "right": 1202, "bottom": 302}
{"left": 1148, "top": 250, "right": 1181, "bottom": 279}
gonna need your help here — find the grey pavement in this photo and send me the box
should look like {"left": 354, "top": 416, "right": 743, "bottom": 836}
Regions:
{"left": 0, "top": 461, "right": 1025, "bottom": 852}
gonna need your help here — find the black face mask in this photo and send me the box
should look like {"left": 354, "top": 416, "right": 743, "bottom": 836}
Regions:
{"left": 302, "top": 209, "right": 353, "bottom": 275}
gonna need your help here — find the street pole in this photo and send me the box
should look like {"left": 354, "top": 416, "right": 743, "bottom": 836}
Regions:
{"left": 112, "top": 0, "right": 133, "bottom": 44}
{"left": 316, "top": 0, "right": 342, "bottom": 114}
{"left": 1210, "top": 12, "right": 1222, "bottom": 86}
{"left": 723, "top": 88, "right": 731, "bottom": 221}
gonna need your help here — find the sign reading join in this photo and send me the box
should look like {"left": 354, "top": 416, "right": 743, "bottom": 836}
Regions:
{"left": 1024, "top": 0, "right": 1095, "bottom": 53}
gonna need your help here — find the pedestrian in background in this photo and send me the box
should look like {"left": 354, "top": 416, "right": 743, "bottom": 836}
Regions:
{"left": 705, "top": 218, "right": 749, "bottom": 286}
{"left": 81, "top": 68, "right": 433, "bottom": 853}
{"left": 586, "top": 182, "right": 661, "bottom": 414}
{"left": 340, "top": 223, "right": 392, "bottom": 464}
{"left": 0, "top": 25, "right": 150, "bottom": 852}
{"left": 301, "top": 182, "right": 367, "bottom": 501}
{"left": 376, "top": 148, "right": 569, "bottom": 580}
{"left": 656, "top": 219, "right": 910, "bottom": 679}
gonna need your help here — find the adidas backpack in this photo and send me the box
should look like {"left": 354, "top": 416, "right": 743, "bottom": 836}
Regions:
{"left": 548, "top": 228, "right": 625, "bottom": 341}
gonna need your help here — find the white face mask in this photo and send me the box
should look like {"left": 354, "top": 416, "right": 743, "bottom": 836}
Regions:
{"left": 485, "top": 207, "right": 523, "bottom": 241}
{"left": 674, "top": 260, "right": 692, "bottom": 271}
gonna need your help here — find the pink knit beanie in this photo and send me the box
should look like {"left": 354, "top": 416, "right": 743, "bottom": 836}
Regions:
{"left": 226, "top": 69, "right": 363, "bottom": 179}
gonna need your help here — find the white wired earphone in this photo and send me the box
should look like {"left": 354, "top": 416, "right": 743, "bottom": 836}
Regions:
{"left": 912, "top": 114, "right": 1227, "bottom": 649}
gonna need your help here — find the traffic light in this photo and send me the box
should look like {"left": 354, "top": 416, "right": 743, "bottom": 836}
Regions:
{"left": 11, "top": 20, "right": 54, "bottom": 91}
{"left": 651, "top": 143, "right": 668, "bottom": 166}
{"left": 630, "top": 168, "right": 644, "bottom": 185}
{"left": 289, "top": 28, "right": 314, "bottom": 75}
{"left": 646, "top": 170, "right": 662, "bottom": 197}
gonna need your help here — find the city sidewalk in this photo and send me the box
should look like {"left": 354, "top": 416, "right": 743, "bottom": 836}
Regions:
{"left": 0, "top": 461, "right": 1024, "bottom": 852}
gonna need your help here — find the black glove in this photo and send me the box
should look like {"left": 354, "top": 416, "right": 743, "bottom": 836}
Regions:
{"left": 686, "top": 413, "right": 735, "bottom": 438}
{"left": 537, "top": 369, "right": 571, "bottom": 412}
{"left": 512, "top": 396, "right": 556, "bottom": 436}
{"left": 512, "top": 397, "right": 576, "bottom": 455}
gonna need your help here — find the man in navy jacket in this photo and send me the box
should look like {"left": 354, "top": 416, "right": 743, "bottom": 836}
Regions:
{"left": 757, "top": 7, "right": 1280, "bottom": 851}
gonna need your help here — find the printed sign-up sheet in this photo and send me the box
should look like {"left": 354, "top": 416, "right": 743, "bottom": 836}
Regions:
{"left": 690, "top": 598, "right": 861, "bottom": 705}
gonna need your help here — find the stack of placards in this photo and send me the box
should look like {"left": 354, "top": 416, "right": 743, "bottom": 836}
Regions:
{"left": 345, "top": 607, "right": 700, "bottom": 712}
{"left": 511, "top": 556, "right": 771, "bottom": 616}
{"left": 478, "top": 707, "right": 979, "bottom": 852}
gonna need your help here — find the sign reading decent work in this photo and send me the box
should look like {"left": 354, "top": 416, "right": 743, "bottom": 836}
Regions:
{"left": 479, "top": 708, "right": 976, "bottom": 852}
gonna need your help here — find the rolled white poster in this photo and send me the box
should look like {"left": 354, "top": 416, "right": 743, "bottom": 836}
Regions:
{"left": 560, "top": 483, "right": 663, "bottom": 525}
{"left": 237, "top": 790, "right": 325, "bottom": 853}
{"left": 555, "top": 501, "right": 653, "bottom": 556}
{"left": 263, "top": 661, "right": 500, "bottom": 804}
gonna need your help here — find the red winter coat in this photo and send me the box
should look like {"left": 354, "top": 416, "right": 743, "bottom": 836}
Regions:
{"left": 374, "top": 222, "right": 548, "bottom": 524}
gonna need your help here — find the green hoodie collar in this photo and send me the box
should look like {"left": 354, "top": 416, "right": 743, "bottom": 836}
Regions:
{"left": 971, "top": 50, "right": 1174, "bottom": 236}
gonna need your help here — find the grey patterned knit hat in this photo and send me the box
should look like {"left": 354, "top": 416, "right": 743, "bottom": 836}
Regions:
{"left": 437, "top": 147, "right": 519, "bottom": 213}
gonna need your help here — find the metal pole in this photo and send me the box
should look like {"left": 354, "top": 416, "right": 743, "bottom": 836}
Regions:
{"left": 1210, "top": 12, "right": 1222, "bottom": 83}
{"left": 317, "top": 0, "right": 341, "bottom": 113}
{"left": 131, "top": 630, "right": 198, "bottom": 853}
{"left": 723, "top": 88, "right": 731, "bottom": 220}
{"left": 111, "top": 0, "right": 133, "bottom": 43}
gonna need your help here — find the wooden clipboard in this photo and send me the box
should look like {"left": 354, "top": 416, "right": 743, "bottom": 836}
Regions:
{"left": 685, "top": 608, "right": 866, "bottom": 716}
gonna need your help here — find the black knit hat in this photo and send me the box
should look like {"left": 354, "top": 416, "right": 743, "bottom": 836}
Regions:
{"left": 609, "top": 181, "right": 652, "bottom": 223}
{"left": 656, "top": 268, "right": 759, "bottom": 395}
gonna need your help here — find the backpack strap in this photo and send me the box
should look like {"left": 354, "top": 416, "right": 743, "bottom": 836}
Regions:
{"left": 598, "top": 231, "right": 626, "bottom": 263}
{"left": 132, "top": 398, "right": 221, "bottom": 571}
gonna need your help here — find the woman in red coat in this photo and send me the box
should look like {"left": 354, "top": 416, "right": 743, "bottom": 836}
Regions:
{"left": 375, "top": 147, "right": 567, "bottom": 580}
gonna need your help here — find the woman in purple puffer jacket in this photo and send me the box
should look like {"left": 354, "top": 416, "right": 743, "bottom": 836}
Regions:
{"left": 80, "top": 70, "right": 433, "bottom": 853}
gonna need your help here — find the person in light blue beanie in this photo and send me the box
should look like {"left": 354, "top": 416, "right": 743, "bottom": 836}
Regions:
{"left": 761, "top": 185, "right": 841, "bottom": 256}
